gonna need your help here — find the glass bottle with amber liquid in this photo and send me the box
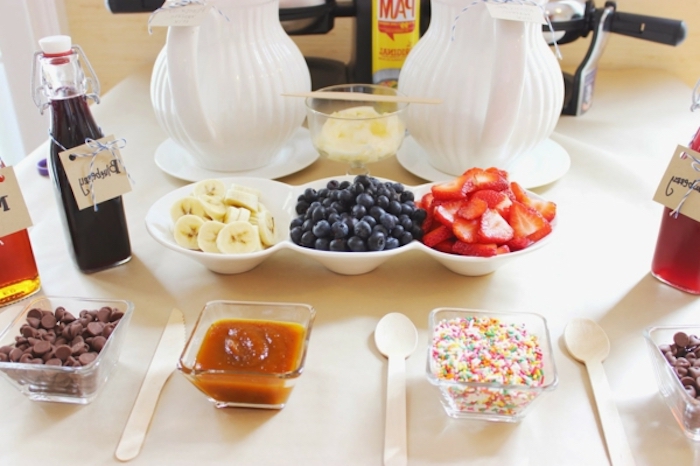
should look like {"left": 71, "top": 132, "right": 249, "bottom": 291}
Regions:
{"left": 32, "top": 35, "right": 131, "bottom": 273}
{"left": 0, "top": 159, "right": 41, "bottom": 306}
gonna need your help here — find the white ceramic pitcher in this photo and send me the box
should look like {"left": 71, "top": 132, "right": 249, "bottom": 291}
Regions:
{"left": 151, "top": 0, "right": 311, "bottom": 172}
{"left": 398, "top": 0, "right": 564, "bottom": 175}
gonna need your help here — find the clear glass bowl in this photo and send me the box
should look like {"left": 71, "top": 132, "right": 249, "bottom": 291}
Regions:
{"left": 644, "top": 325, "right": 700, "bottom": 441}
{"left": 426, "top": 307, "right": 558, "bottom": 422}
{"left": 305, "top": 84, "right": 408, "bottom": 175}
{"left": 178, "top": 300, "right": 315, "bottom": 409}
{"left": 0, "top": 296, "right": 133, "bottom": 404}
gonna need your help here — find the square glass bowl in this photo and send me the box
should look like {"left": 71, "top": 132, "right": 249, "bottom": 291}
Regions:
{"left": 0, "top": 296, "right": 133, "bottom": 404}
{"left": 644, "top": 325, "right": 700, "bottom": 441}
{"left": 178, "top": 300, "right": 315, "bottom": 409}
{"left": 426, "top": 308, "right": 558, "bottom": 422}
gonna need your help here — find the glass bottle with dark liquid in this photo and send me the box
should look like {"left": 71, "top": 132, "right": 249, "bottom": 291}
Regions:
{"left": 0, "top": 159, "right": 41, "bottom": 306}
{"left": 651, "top": 125, "right": 700, "bottom": 293}
{"left": 34, "top": 35, "right": 131, "bottom": 273}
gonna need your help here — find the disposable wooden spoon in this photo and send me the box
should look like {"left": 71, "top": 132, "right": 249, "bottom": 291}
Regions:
{"left": 564, "top": 318, "right": 636, "bottom": 466}
{"left": 374, "top": 313, "right": 418, "bottom": 466}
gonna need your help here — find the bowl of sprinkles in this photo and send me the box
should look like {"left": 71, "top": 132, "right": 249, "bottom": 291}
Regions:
{"left": 427, "top": 308, "right": 558, "bottom": 422}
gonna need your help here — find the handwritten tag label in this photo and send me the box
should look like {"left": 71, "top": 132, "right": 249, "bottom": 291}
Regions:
{"left": 0, "top": 166, "right": 33, "bottom": 237}
{"left": 653, "top": 145, "right": 700, "bottom": 223}
{"left": 485, "top": 3, "right": 546, "bottom": 24}
{"left": 148, "top": 2, "right": 211, "bottom": 29}
{"left": 58, "top": 135, "right": 132, "bottom": 211}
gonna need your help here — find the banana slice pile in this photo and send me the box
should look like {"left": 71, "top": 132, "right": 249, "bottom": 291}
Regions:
{"left": 170, "top": 179, "right": 276, "bottom": 254}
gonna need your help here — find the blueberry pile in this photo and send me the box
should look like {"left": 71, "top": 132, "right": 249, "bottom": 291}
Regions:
{"left": 290, "top": 176, "right": 427, "bottom": 252}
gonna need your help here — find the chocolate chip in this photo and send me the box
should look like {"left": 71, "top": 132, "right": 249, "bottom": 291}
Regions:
{"left": 45, "top": 358, "right": 62, "bottom": 366}
{"left": 0, "top": 353, "right": 7, "bottom": 362}
{"left": 110, "top": 311, "right": 124, "bottom": 322}
{"left": 675, "top": 332, "right": 690, "bottom": 348}
{"left": 9, "top": 347, "right": 23, "bottom": 362}
{"left": 21, "top": 326, "right": 36, "bottom": 338}
{"left": 91, "top": 336, "right": 106, "bottom": 352}
{"left": 40, "top": 314, "right": 57, "bottom": 329}
{"left": 61, "top": 311, "right": 76, "bottom": 323}
{"left": 78, "top": 352, "right": 97, "bottom": 365}
{"left": 0, "top": 346, "right": 11, "bottom": 355}
{"left": 54, "top": 345, "right": 72, "bottom": 362}
{"left": 26, "top": 308, "right": 42, "bottom": 320}
{"left": 86, "top": 322, "right": 104, "bottom": 337}
{"left": 19, "top": 353, "right": 32, "bottom": 363}
{"left": 26, "top": 317, "right": 40, "bottom": 329}
{"left": 96, "top": 307, "right": 111, "bottom": 323}
{"left": 32, "top": 340, "right": 52, "bottom": 356}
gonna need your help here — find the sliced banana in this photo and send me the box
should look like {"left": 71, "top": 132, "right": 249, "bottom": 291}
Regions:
{"left": 225, "top": 187, "right": 259, "bottom": 212}
{"left": 230, "top": 183, "right": 262, "bottom": 198}
{"left": 170, "top": 196, "right": 206, "bottom": 222}
{"left": 198, "top": 194, "right": 227, "bottom": 221}
{"left": 197, "top": 221, "right": 226, "bottom": 253}
{"left": 236, "top": 207, "right": 251, "bottom": 223}
{"left": 223, "top": 206, "right": 241, "bottom": 223}
{"left": 173, "top": 215, "right": 205, "bottom": 250}
{"left": 192, "top": 179, "right": 226, "bottom": 198}
{"left": 216, "top": 221, "right": 262, "bottom": 254}
{"left": 256, "top": 209, "right": 276, "bottom": 247}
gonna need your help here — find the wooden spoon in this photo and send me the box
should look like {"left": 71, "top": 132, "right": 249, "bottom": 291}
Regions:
{"left": 564, "top": 318, "right": 636, "bottom": 466}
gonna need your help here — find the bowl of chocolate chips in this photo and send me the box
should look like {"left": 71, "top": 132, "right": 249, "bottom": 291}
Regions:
{"left": 0, "top": 296, "right": 133, "bottom": 404}
{"left": 644, "top": 325, "right": 700, "bottom": 441}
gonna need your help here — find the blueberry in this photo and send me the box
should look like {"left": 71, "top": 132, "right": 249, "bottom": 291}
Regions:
{"left": 367, "top": 231, "right": 386, "bottom": 251}
{"left": 369, "top": 206, "right": 386, "bottom": 220}
{"left": 290, "top": 217, "right": 303, "bottom": 229}
{"left": 351, "top": 204, "right": 367, "bottom": 219}
{"left": 399, "top": 190, "right": 414, "bottom": 202}
{"left": 331, "top": 221, "right": 349, "bottom": 239}
{"left": 361, "top": 215, "right": 377, "bottom": 229}
{"left": 356, "top": 193, "right": 375, "bottom": 208}
{"left": 303, "top": 188, "right": 317, "bottom": 202}
{"left": 314, "top": 237, "right": 330, "bottom": 251}
{"left": 399, "top": 231, "right": 414, "bottom": 246}
{"left": 354, "top": 220, "right": 372, "bottom": 240}
{"left": 411, "top": 208, "right": 427, "bottom": 223}
{"left": 295, "top": 200, "right": 310, "bottom": 215}
{"left": 330, "top": 201, "right": 346, "bottom": 214}
{"left": 400, "top": 203, "right": 415, "bottom": 216}
{"left": 372, "top": 224, "right": 389, "bottom": 237}
{"left": 355, "top": 175, "right": 371, "bottom": 187}
{"left": 411, "top": 225, "right": 424, "bottom": 240}
{"left": 339, "top": 189, "right": 354, "bottom": 205}
{"left": 302, "top": 218, "right": 313, "bottom": 232}
{"left": 321, "top": 197, "right": 333, "bottom": 208}
{"left": 399, "top": 214, "right": 413, "bottom": 231}
{"left": 328, "top": 212, "right": 340, "bottom": 225}
{"left": 379, "top": 212, "right": 397, "bottom": 230}
{"left": 327, "top": 180, "right": 340, "bottom": 190}
{"left": 376, "top": 195, "right": 390, "bottom": 209}
{"left": 350, "top": 182, "right": 364, "bottom": 195}
{"left": 385, "top": 237, "right": 400, "bottom": 250}
{"left": 339, "top": 180, "right": 351, "bottom": 189}
{"left": 388, "top": 200, "right": 402, "bottom": 216}
{"left": 347, "top": 236, "right": 367, "bottom": 252}
{"left": 290, "top": 226, "right": 304, "bottom": 244}
{"left": 330, "top": 238, "right": 348, "bottom": 252}
{"left": 311, "top": 206, "right": 327, "bottom": 223}
{"left": 391, "top": 224, "right": 405, "bottom": 239}
{"left": 392, "top": 182, "right": 405, "bottom": 194}
{"left": 301, "top": 231, "right": 317, "bottom": 248}
{"left": 312, "top": 219, "right": 331, "bottom": 238}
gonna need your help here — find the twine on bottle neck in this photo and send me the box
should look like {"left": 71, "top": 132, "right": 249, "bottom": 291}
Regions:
{"left": 49, "top": 134, "right": 132, "bottom": 212}
{"left": 451, "top": 0, "right": 562, "bottom": 60}
{"left": 148, "top": 0, "right": 230, "bottom": 34}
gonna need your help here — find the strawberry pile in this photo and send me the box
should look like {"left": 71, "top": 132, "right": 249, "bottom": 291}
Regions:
{"left": 417, "top": 167, "right": 556, "bottom": 257}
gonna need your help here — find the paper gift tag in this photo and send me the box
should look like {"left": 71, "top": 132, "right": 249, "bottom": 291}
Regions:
{"left": 0, "top": 166, "right": 33, "bottom": 238}
{"left": 58, "top": 135, "right": 132, "bottom": 211}
{"left": 653, "top": 145, "right": 700, "bottom": 222}
{"left": 148, "top": 1, "right": 212, "bottom": 29}
{"left": 485, "top": 2, "right": 546, "bottom": 24}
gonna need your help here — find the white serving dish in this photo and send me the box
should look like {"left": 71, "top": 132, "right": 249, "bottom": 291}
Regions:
{"left": 145, "top": 176, "right": 557, "bottom": 276}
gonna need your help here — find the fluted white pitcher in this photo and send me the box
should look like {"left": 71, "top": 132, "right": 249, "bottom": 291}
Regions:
{"left": 151, "top": 0, "right": 311, "bottom": 172}
{"left": 398, "top": 0, "right": 563, "bottom": 175}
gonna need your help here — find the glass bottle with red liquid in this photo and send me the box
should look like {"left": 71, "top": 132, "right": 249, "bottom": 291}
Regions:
{"left": 0, "top": 159, "right": 41, "bottom": 306}
{"left": 32, "top": 35, "right": 131, "bottom": 273}
{"left": 651, "top": 125, "right": 700, "bottom": 293}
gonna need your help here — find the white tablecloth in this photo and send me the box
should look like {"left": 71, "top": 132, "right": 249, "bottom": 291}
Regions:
{"left": 1, "top": 66, "right": 699, "bottom": 465}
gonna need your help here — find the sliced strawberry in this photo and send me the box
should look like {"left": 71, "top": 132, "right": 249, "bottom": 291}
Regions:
{"left": 510, "top": 181, "right": 557, "bottom": 222}
{"left": 419, "top": 192, "right": 434, "bottom": 210}
{"left": 506, "top": 236, "right": 534, "bottom": 251}
{"left": 496, "top": 245, "right": 511, "bottom": 255}
{"left": 456, "top": 197, "right": 488, "bottom": 220}
{"left": 477, "top": 209, "right": 514, "bottom": 244}
{"left": 485, "top": 167, "right": 510, "bottom": 180}
{"left": 452, "top": 217, "right": 480, "bottom": 243}
{"left": 472, "top": 189, "right": 513, "bottom": 217}
{"left": 508, "top": 201, "right": 552, "bottom": 241}
{"left": 433, "top": 238, "right": 456, "bottom": 253}
{"left": 431, "top": 174, "right": 469, "bottom": 201}
{"left": 463, "top": 167, "right": 509, "bottom": 193}
{"left": 452, "top": 241, "right": 498, "bottom": 257}
{"left": 422, "top": 225, "right": 454, "bottom": 248}
{"left": 434, "top": 200, "right": 464, "bottom": 227}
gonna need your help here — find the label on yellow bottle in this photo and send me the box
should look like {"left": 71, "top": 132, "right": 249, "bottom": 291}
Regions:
{"left": 372, "top": 0, "right": 420, "bottom": 88}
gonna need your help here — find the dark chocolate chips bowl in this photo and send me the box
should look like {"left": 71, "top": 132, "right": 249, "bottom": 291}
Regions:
{"left": 0, "top": 296, "right": 134, "bottom": 404}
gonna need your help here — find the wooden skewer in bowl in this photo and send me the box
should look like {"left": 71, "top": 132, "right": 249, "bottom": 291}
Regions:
{"left": 282, "top": 91, "right": 442, "bottom": 105}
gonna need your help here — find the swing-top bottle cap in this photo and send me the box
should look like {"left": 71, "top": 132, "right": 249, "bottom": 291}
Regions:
{"left": 38, "top": 35, "right": 72, "bottom": 55}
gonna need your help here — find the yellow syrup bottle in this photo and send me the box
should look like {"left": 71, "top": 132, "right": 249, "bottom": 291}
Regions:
{"left": 371, "top": 0, "right": 420, "bottom": 87}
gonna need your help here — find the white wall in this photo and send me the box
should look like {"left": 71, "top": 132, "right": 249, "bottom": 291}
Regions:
{"left": 0, "top": 0, "right": 66, "bottom": 165}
